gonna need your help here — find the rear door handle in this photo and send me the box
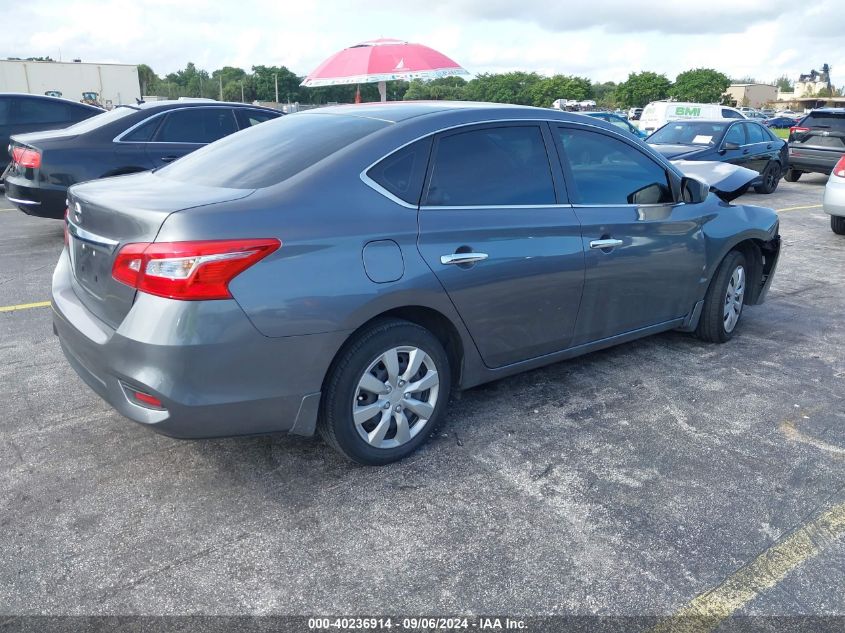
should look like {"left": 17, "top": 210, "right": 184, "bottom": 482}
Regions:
{"left": 160, "top": 155, "right": 179, "bottom": 163}
{"left": 440, "top": 252, "right": 489, "bottom": 265}
{"left": 589, "top": 239, "right": 624, "bottom": 250}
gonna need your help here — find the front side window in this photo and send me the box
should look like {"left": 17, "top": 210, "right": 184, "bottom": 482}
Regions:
{"left": 744, "top": 123, "right": 766, "bottom": 144}
{"left": 424, "top": 126, "right": 555, "bottom": 206}
{"left": 368, "top": 138, "right": 432, "bottom": 205}
{"left": 155, "top": 108, "right": 238, "bottom": 143}
{"left": 724, "top": 124, "right": 746, "bottom": 146}
{"left": 558, "top": 127, "right": 673, "bottom": 205}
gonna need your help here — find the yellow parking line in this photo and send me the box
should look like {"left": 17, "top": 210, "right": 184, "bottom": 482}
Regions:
{"left": 0, "top": 300, "right": 51, "bottom": 313}
{"left": 776, "top": 204, "right": 822, "bottom": 213}
{"left": 650, "top": 502, "right": 845, "bottom": 633}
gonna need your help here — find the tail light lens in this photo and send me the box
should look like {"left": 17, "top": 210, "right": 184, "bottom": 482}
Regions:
{"left": 834, "top": 155, "right": 845, "bottom": 179}
{"left": 11, "top": 146, "right": 41, "bottom": 169}
{"left": 112, "top": 239, "right": 281, "bottom": 300}
{"left": 789, "top": 126, "right": 809, "bottom": 135}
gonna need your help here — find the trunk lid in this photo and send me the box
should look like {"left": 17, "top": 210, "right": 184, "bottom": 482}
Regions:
{"left": 66, "top": 171, "right": 255, "bottom": 328}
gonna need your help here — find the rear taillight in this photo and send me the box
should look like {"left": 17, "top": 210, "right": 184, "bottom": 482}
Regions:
{"left": 112, "top": 239, "right": 281, "bottom": 300}
{"left": 834, "top": 155, "right": 845, "bottom": 179}
{"left": 11, "top": 146, "right": 41, "bottom": 169}
{"left": 789, "top": 126, "right": 809, "bottom": 135}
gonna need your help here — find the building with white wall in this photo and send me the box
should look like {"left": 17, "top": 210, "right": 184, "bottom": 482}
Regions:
{"left": 0, "top": 60, "right": 140, "bottom": 107}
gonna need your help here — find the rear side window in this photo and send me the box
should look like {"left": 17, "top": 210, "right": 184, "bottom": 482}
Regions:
{"left": 367, "top": 137, "right": 432, "bottom": 205}
{"left": 122, "top": 116, "right": 161, "bottom": 142}
{"left": 237, "top": 109, "right": 280, "bottom": 128}
{"left": 722, "top": 109, "right": 744, "bottom": 119}
{"left": 155, "top": 108, "right": 238, "bottom": 143}
{"left": 0, "top": 98, "right": 10, "bottom": 125}
{"left": 424, "top": 126, "right": 555, "bottom": 206}
{"left": 157, "top": 112, "right": 389, "bottom": 189}
{"left": 15, "top": 98, "right": 70, "bottom": 124}
{"left": 557, "top": 127, "right": 673, "bottom": 205}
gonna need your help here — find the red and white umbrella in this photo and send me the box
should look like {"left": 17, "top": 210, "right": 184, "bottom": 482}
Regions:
{"left": 302, "top": 38, "right": 469, "bottom": 101}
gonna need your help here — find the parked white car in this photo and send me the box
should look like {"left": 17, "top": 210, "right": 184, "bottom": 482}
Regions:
{"left": 638, "top": 101, "right": 746, "bottom": 134}
{"left": 823, "top": 154, "right": 845, "bottom": 235}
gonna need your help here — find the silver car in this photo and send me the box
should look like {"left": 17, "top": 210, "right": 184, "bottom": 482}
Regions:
{"left": 824, "top": 154, "right": 845, "bottom": 234}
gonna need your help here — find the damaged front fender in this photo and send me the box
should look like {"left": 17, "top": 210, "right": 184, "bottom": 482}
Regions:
{"left": 672, "top": 160, "right": 759, "bottom": 202}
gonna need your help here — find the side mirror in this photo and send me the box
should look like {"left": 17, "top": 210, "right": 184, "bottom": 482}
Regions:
{"left": 723, "top": 141, "right": 741, "bottom": 151}
{"left": 681, "top": 177, "right": 709, "bottom": 204}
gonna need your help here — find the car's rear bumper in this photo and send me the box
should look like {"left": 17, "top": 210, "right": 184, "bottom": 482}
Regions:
{"left": 51, "top": 249, "right": 348, "bottom": 439}
{"left": 788, "top": 147, "right": 840, "bottom": 175}
{"left": 823, "top": 176, "right": 845, "bottom": 217}
{"left": 4, "top": 176, "right": 67, "bottom": 218}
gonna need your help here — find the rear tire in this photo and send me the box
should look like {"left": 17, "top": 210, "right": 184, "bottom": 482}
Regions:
{"left": 318, "top": 319, "right": 451, "bottom": 465}
{"left": 784, "top": 168, "right": 802, "bottom": 182}
{"left": 832, "top": 215, "right": 845, "bottom": 235}
{"left": 696, "top": 250, "right": 748, "bottom": 344}
{"left": 754, "top": 162, "right": 782, "bottom": 194}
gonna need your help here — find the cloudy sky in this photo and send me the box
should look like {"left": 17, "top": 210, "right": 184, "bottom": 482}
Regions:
{"left": 5, "top": 0, "right": 844, "bottom": 85}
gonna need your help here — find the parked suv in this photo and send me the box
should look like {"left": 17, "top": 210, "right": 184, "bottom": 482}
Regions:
{"left": 0, "top": 93, "right": 101, "bottom": 174}
{"left": 785, "top": 108, "right": 845, "bottom": 181}
{"left": 3, "top": 99, "right": 281, "bottom": 218}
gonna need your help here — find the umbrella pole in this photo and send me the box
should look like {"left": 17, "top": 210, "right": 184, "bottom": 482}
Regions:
{"left": 378, "top": 80, "right": 387, "bottom": 102}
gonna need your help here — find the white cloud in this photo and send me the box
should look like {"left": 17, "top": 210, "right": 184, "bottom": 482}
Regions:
{"left": 3, "top": 0, "right": 844, "bottom": 88}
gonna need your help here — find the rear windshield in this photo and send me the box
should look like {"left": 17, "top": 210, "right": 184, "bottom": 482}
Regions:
{"left": 156, "top": 113, "right": 390, "bottom": 189}
{"left": 64, "top": 106, "right": 137, "bottom": 133}
{"left": 798, "top": 111, "right": 845, "bottom": 131}
{"left": 648, "top": 121, "right": 728, "bottom": 145}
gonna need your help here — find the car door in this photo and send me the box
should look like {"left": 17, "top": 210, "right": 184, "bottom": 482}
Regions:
{"left": 0, "top": 97, "right": 12, "bottom": 173}
{"left": 719, "top": 122, "right": 755, "bottom": 170}
{"left": 416, "top": 123, "right": 585, "bottom": 369}
{"left": 552, "top": 125, "right": 707, "bottom": 345}
{"left": 742, "top": 122, "right": 774, "bottom": 174}
{"left": 146, "top": 107, "right": 238, "bottom": 167}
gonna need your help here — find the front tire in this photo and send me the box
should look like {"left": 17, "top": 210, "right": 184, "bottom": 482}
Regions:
{"left": 784, "top": 168, "right": 802, "bottom": 182}
{"left": 754, "top": 162, "right": 782, "bottom": 194}
{"left": 696, "top": 251, "right": 748, "bottom": 343}
{"left": 832, "top": 215, "right": 845, "bottom": 235}
{"left": 318, "top": 319, "right": 451, "bottom": 465}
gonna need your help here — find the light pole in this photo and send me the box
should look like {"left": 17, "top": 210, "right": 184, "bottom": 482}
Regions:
{"left": 274, "top": 73, "right": 279, "bottom": 104}
{"left": 241, "top": 81, "right": 245, "bottom": 103}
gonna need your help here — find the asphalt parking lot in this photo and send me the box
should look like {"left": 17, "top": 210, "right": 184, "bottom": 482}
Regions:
{"left": 1, "top": 175, "right": 844, "bottom": 626}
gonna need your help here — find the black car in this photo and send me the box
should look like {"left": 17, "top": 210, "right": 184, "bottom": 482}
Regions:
{"left": 3, "top": 99, "right": 281, "bottom": 218}
{"left": 0, "top": 93, "right": 101, "bottom": 175}
{"left": 647, "top": 119, "right": 788, "bottom": 194}
{"left": 786, "top": 108, "right": 845, "bottom": 182}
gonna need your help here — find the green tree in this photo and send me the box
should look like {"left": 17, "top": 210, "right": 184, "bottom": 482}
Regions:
{"left": 528, "top": 75, "right": 592, "bottom": 107}
{"left": 136, "top": 64, "right": 158, "bottom": 96}
{"left": 592, "top": 81, "right": 618, "bottom": 108}
{"left": 616, "top": 72, "right": 672, "bottom": 108}
{"left": 463, "top": 72, "right": 544, "bottom": 105}
{"left": 775, "top": 75, "right": 793, "bottom": 92}
{"left": 404, "top": 76, "right": 468, "bottom": 100}
{"left": 672, "top": 68, "right": 731, "bottom": 103}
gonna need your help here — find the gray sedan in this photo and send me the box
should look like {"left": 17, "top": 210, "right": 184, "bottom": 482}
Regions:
{"left": 53, "top": 103, "right": 781, "bottom": 464}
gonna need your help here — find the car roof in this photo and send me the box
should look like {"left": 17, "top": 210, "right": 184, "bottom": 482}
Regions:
{"left": 806, "top": 108, "right": 845, "bottom": 114}
{"left": 300, "top": 101, "right": 621, "bottom": 125}
{"left": 134, "top": 100, "right": 279, "bottom": 113}
{"left": 0, "top": 92, "right": 102, "bottom": 110}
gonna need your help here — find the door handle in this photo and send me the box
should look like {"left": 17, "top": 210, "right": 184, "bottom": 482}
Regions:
{"left": 160, "top": 155, "right": 179, "bottom": 163}
{"left": 742, "top": 149, "right": 750, "bottom": 155}
{"left": 589, "top": 239, "right": 624, "bottom": 250}
{"left": 440, "top": 252, "right": 489, "bottom": 265}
